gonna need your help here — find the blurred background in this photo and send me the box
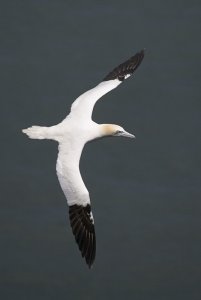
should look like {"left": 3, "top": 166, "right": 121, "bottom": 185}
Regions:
{"left": 1, "top": 0, "right": 201, "bottom": 299}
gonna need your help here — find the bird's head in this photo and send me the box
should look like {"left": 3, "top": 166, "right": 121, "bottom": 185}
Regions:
{"left": 100, "top": 124, "right": 135, "bottom": 139}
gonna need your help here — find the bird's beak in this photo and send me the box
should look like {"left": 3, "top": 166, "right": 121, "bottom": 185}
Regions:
{"left": 122, "top": 131, "right": 135, "bottom": 138}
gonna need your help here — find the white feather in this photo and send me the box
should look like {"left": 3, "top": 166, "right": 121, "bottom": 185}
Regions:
{"left": 55, "top": 119, "right": 100, "bottom": 206}
{"left": 69, "top": 79, "right": 120, "bottom": 120}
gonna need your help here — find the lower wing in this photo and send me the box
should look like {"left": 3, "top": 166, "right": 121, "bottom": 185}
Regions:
{"left": 56, "top": 151, "right": 96, "bottom": 268}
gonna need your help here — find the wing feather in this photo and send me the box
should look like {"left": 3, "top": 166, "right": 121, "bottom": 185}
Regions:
{"left": 69, "top": 204, "right": 96, "bottom": 268}
{"left": 68, "top": 50, "right": 145, "bottom": 120}
{"left": 56, "top": 145, "right": 96, "bottom": 268}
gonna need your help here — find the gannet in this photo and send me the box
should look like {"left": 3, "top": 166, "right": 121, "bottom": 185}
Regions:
{"left": 22, "top": 50, "right": 144, "bottom": 268}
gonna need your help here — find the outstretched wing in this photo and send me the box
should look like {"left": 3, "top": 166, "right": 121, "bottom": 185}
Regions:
{"left": 69, "top": 49, "right": 145, "bottom": 120}
{"left": 56, "top": 144, "right": 96, "bottom": 268}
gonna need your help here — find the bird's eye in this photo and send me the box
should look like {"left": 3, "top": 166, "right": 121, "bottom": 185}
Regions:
{"left": 115, "top": 130, "right": 123, "bottom": 135}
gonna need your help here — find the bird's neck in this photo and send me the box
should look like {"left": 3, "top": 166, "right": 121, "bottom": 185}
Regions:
{"left": 99, "top": 124, "right": 116, "bottom": 137}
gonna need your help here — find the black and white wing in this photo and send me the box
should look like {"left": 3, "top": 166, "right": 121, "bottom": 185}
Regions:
{"left": 56, "top": 144, "right": 96, "bottom": 268}
{"left": 69, "top": 50, "right": 145, "bottom": 120}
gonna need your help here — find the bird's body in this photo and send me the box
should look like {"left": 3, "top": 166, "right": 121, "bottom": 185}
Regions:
{"left": 22, "top": 50, "right": 145, "bottom": 268}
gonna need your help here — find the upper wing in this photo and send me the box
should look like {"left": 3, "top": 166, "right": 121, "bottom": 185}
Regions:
{"left": 56, "top": 145, "right": 96, "bottom": 268}
{"left": 69, "top": 50, "right": 144, "bottom": 120}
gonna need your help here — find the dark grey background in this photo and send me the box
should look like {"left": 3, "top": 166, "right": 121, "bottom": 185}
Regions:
{"left": 1, "top": 0, "right": 201, "bottom": 299}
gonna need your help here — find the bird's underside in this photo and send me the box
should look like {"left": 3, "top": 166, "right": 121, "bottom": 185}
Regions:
{"left": 22, "top": 50, "right": 145, "bottom": 268}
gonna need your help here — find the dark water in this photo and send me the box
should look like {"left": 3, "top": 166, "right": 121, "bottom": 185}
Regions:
{"left": 1, "top": 0, "right": 201, "bottom": 299}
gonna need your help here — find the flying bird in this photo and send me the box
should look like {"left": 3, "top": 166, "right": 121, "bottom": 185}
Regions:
{"left": 22, "top": 50, "right": 145, "bottom": 268}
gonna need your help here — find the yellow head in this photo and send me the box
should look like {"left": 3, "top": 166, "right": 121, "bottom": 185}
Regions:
{"left": 100, "top": 124, "right": 135, "bottom": 138}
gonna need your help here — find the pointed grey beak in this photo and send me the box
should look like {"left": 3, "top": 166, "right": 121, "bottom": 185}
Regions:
{"left": 121, "top": 131, "right": 135, "bottom": 138}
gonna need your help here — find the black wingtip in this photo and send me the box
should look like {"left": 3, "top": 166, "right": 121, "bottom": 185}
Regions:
{"left": 69, "top": 204, "right": 96, "bottom": 268}
{"left": 103, "top": 49, "right": 145, "bottom": 82}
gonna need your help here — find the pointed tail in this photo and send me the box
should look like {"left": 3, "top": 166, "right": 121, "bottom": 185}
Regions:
{"left": 22, "top": 126, "right": 49, "bottom": 140}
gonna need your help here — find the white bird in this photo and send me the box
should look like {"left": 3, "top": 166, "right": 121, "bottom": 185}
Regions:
{"left": 22, "top": 50, "right": 144, "bottom": 268}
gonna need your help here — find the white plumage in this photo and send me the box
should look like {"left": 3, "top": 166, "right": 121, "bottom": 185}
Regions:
{"left": 22, "top": 50, "right": 144, "bottom": 268}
